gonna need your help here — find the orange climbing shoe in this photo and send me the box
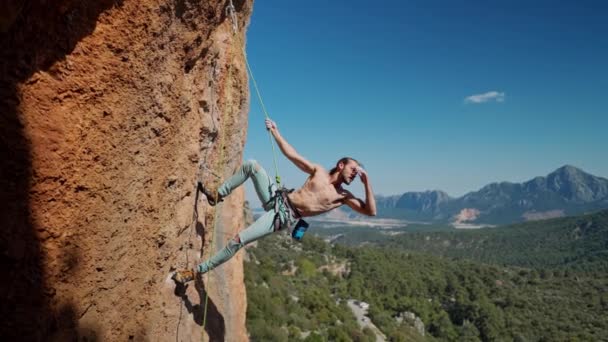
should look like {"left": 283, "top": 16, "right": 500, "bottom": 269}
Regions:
{"left": 172, "top": 269, "right": 195, "bottom": 284}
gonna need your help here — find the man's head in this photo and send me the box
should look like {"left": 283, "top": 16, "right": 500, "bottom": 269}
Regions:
{"left": 330, "top": 157, "right": 361, "bottom": 185}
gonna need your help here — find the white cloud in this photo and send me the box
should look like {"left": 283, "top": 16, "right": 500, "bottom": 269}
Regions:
{"left": 464, "top": 91, "right": 505, "bottom": 104}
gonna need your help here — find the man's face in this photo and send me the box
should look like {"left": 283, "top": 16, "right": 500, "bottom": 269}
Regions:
{"left": 341, "top": 160, "right": 359, "bottom": 185}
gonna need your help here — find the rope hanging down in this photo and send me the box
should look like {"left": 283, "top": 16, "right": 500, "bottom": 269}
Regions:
{"left": 196, "top": 2, "right": 247, "bottom": 336}
{"left": 192, "top": 3, "right": 282, "bottom": 339}
{"left": 226, "top": 0, "right": 282, "bottom": 186}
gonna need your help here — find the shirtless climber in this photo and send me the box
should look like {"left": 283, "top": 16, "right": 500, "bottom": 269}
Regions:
{"left": 172, "top": 118, "right": 376, "bottom": 284}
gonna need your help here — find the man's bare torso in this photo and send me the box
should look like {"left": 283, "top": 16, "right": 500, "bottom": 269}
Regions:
{"left": 287, "top": 165, "right": 349, "bottom": 217}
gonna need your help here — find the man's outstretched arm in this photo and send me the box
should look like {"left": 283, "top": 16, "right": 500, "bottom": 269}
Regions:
{"left": 265, "top": 119, "right": 316, "bottom": 174}
{"left": 344, "top": 168, "right": 377, "bottom": 216}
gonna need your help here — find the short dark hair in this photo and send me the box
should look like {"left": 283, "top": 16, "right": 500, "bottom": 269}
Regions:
{"left": 330, "top": 157, "right": 360, "bottom": 174}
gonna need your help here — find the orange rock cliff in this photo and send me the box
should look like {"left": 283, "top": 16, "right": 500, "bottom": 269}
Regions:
{"left": 1, "top": 0, "right": 253, "bottom": 340}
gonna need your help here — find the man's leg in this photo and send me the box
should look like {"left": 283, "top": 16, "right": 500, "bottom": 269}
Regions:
{"left": 173, "top": 160, "right": 278, "bottom": 284}
{"left": 173, "top": 209, "right": 277, "bottom": 284}
{"left": 195, "top": 209, "right": 276, "bottom": 274}
{"left": 217, "top": 159, "right": 275, "bottom": 209}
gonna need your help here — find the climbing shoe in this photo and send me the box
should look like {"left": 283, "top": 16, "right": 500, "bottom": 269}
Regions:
{"left": 197, "top": 182, "right": 224, "bottom": 206}
{"left": 172, "top": 269, "right": 196, "bottom": 284}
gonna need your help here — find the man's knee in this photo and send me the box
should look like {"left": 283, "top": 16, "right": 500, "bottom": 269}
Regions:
{"left": 226, "top": 234, "right": 243, "bottom": 255}
{"left": 244, "top": 159, "right": 261, "bottom": 174}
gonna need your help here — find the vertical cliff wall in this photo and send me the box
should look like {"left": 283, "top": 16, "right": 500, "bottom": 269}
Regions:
{"left": 1, "top": 0, "right": 252, "bottom": 340}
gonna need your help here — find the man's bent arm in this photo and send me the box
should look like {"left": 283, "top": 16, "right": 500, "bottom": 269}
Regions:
{"left": 344, "top": 171, "right": 377, "bottom": 216}
{"left": 361, "top": 175, "right": 377, "bottom": 216}
{"left": 267, "top": 120, "right": 315, "bottom": 174}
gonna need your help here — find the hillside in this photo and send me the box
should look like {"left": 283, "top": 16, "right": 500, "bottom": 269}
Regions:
{"left": 244, "top": 233, "right": 608, "bottom": 341}
{"left": 384, "top": 209, "right": 608, "bottom": 271}
{"left": 321, "top": 209, "right": 608, "bottom": 272}
{"left": 376, "top": 165, "right": 608, "bottom": 225}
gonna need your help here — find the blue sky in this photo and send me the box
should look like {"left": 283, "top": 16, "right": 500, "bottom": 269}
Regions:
{"left": 241, "top": 0, "right": 608, "bottom": 205}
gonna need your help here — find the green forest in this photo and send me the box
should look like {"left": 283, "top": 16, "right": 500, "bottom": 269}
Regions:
{"left": 244, "top": 210, "right": 608, "bottom": 341}
{"left": 334, "top": 209, "right": 608, "bottom": 272}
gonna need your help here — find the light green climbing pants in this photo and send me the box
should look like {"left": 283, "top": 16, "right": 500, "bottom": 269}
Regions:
{"left": 196, "top": 160, "right": 296, "bottom": 274}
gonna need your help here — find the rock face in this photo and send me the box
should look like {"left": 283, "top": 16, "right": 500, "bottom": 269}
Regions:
{"left": 1, "top": 0, "right": 253, "bottom": 340}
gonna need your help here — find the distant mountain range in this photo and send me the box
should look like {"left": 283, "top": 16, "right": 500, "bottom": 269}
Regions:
{"left": 375, "top": 165, "right": 608, "bottom": 225}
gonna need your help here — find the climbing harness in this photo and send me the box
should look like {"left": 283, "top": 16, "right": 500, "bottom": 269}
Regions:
{"left": 272, "top": 188, "right": 297, "bottom": 231}
{"left": 271, "top": 188, "right": 309, "bottom": 241}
